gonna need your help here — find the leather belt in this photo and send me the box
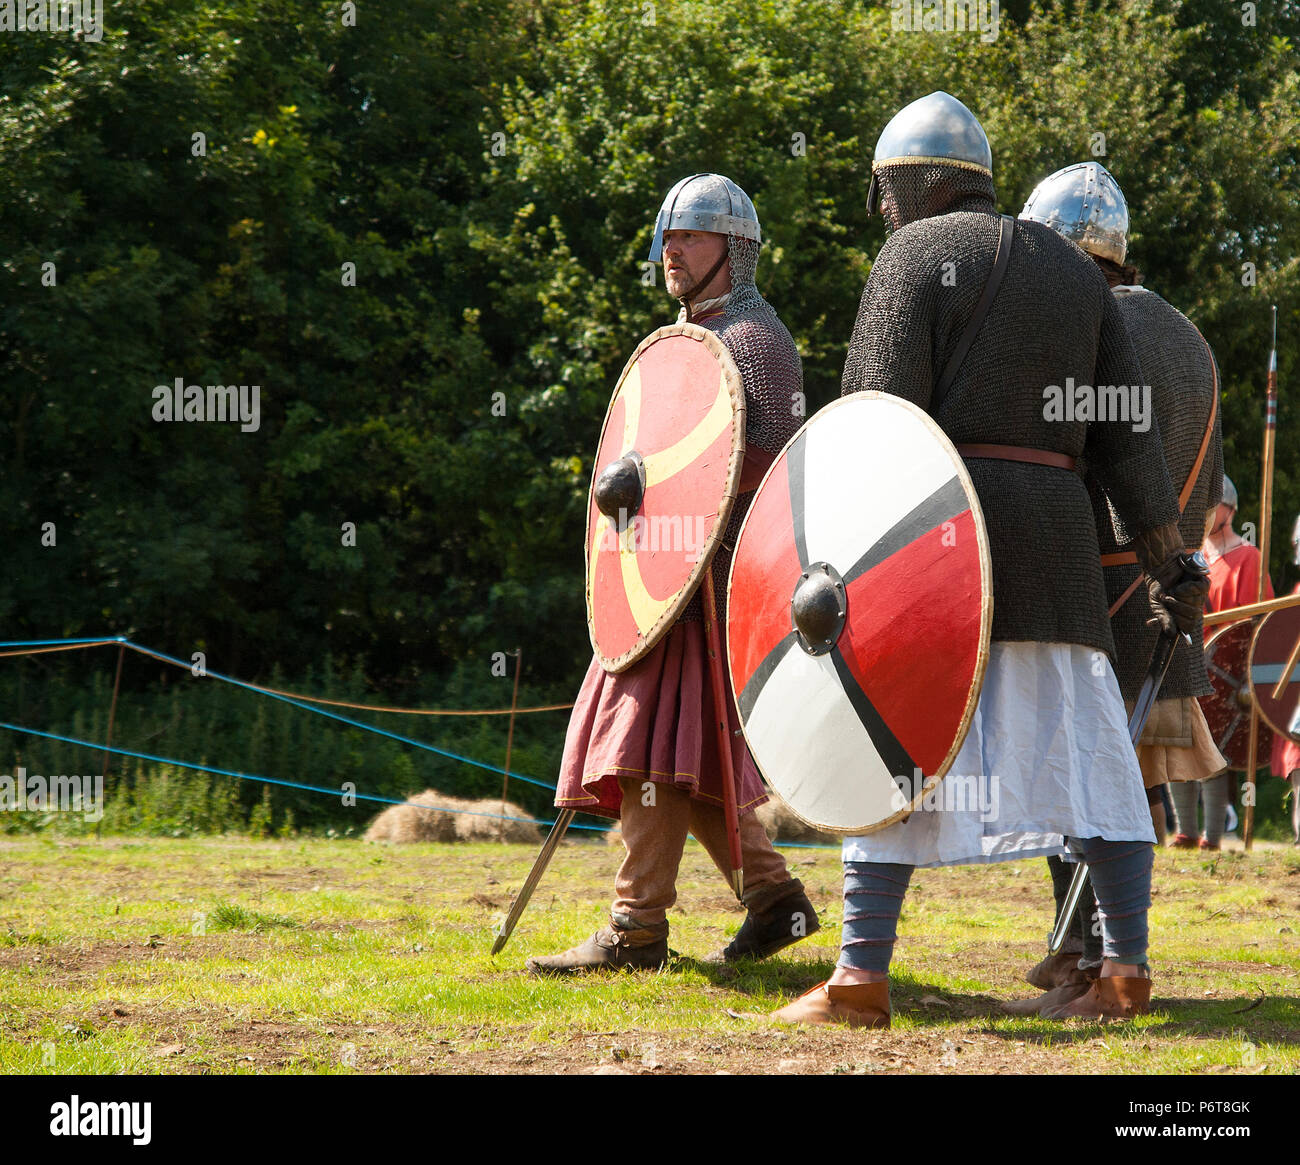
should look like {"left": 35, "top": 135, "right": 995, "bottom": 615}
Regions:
{"left": 956, "top": 443, "right": 1139, "bottom": 614}
{"left": 955, "top": 443, "right": 1077, "bottom": 471}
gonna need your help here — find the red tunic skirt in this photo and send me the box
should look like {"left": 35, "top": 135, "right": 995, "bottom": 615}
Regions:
{"left": 554, "top": 621, "right": 769, "bottom": 821}
{"left": 1270, "top": 584, "right": 1300, "bottom": 780}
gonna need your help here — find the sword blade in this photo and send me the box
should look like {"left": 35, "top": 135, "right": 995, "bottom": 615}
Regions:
{"left": 1047, "top": 863, "right": 1093, "bottom": 958}
{"left": 490, "top": 808, "right": 576, "bottom": 956}
{"left": 1047, "top": 626, "right": 1183, "bottom": 955}
{"left": 1127, "top": 630, "right": 1182, "bottom": 747}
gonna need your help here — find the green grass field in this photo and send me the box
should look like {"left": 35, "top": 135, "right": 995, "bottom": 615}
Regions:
{"left": 1, "top": 835, "right": 1296, "bottom": 1074}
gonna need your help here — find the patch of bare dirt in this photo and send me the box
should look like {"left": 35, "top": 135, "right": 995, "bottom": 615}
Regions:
{"left": 28, "top": 1005, "right": 1110, "bottom": 1074}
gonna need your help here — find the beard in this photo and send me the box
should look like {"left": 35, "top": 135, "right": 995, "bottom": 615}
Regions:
{"left": 664, "top": 268, "right": 693, "bottom": 298}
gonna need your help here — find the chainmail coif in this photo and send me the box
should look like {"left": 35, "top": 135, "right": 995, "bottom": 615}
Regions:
{"left": 1088, "top": 285, "right": 1223, "bottom": 700}
{"left": 843, "top": 163, "right": 1180, "bottom": 656}
{"left": 878, "top": 162, "right": 996, "bottom": 232}
{"left": 724, "top": 235, "right": 764, "bottom": 316}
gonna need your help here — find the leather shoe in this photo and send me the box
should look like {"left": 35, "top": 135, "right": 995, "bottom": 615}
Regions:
{"left": 1002, "top": 977, "right": 1095, "bottom": 1016}
{"left": 769, "top": 979, "right": 890, "bottom": 1029}
{"left": 1026, "top": 949, "right": 1090, "bottom": 991}
{"left": 704, "top": 878, "right": 820, "bottom": 963}
{"left": 1042, "top": 974, "right": 1151, "bottom": 1019}
{"left": 526, "top": 919, "right": 669, "bottom": 976}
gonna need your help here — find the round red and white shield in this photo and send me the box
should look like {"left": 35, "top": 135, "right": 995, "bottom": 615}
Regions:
{"left": 585, "top": 324, "right": 745, "bottom": 673}
{"left": 1248, "top": 604, "right": 1300, "bottom": 744}
{"left": 1200, "top": 620, "right": 1276, "bottom": 768}
{"left": 727, "top": 392, "right": 993, "bottom": 835}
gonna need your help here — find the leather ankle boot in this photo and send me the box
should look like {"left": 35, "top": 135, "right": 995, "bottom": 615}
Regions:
{"left": 525, "top": 917, "right": 669, "bottom": 976}
{"left": 1001, "top": 974, "right": 1096, "bottom": 1016}
{"left": 769, "top": 980, "right": 890, "bottom": 1029}
{"left": 704, "top": 878, "right": 820, "bottom": 963}
{"left": 1041, "top": 973, "right": 1151, "bottom": 1019}
{"left": 1026, "top": 949, "right": 1090, "bottom": 990}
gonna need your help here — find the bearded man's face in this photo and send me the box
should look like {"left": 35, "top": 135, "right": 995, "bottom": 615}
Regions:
{"left": 662, "top": 230, "right": 730, "bottom": 300}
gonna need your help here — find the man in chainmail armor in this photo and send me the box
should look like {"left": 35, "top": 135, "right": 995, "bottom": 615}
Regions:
{"left": 1003, "top": 162, "right": 1227, "bottom": 1015}
{"left": 771, "top": 93, "right": 1208, "bottom": 1026}
{"left": 1193, "top": 474, "right": 1277, "bottom": 848}
{"left": 528, "top": 173, "right": 818, "bottom": 974}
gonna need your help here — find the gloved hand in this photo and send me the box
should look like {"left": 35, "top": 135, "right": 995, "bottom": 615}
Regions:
{"left": 1146, "top": 550, "right": 1210, "bottom": 636}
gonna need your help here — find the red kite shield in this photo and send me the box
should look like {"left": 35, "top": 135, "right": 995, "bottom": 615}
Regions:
{"left": 726, "top": 392, "right": 993, "bottom": 835}
{"left": 586, "top": 324, "right": 745, "bottom": 673}
{"left": 1248, "top": 605, "right": 1300, "bottom": 744}
{"left": 1200, "top": 621, "right": 1276, "bottom": 768}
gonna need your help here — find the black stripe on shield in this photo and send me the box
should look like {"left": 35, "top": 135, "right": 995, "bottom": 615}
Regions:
{"left": 842, "top": 475, "right": 968, "bottom": 585}
{"left": 830, "top": 646, "right": 918, "bottom": 799}
{"left": 737, "top": 631, "right": 799, "bottom": 723}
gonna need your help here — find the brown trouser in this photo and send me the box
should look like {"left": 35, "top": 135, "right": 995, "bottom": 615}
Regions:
{"left": 612, "top": 777, "right": 792, "bottom": 927}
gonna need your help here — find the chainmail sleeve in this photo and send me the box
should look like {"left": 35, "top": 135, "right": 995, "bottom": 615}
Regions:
{"left": 711, "top": 306, "right": 804, "bottom": 455}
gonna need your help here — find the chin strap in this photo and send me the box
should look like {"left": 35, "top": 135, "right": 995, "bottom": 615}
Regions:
{"left": 681, "top": 250, "right": 730, "bottom": 323}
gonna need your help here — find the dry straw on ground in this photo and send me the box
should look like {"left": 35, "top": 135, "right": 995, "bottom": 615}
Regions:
{"left": 754, "top": 797, "right": 839, "bottom": 844}
{"left": 363, "top": 789, "right": 541, "bottom": 844}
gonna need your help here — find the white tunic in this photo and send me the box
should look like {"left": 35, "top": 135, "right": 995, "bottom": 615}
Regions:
{"left": 842, "top": 642, "right": 1155, "bottom": 868}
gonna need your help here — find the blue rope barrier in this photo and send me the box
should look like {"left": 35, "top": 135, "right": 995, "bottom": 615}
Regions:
{"left": 0, "top": 719, "right": 611, "bottom": 833}
{"left": 2, "top": 635, "right": 558, "bottom": 789}
{"left": 127, "top": 640, "right": 558, "bottom": 791}
{"left": 0, "top": 637, "right": 839, "bottom": 850}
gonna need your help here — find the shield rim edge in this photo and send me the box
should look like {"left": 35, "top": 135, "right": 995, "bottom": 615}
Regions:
{"left": 1202, "top": 618, "right": 1275, "bottom": 766}
{"left": 1246, "top": 609, "right": 1300, "bottom": 745}
{"left": 586, "top": 322, "right": 747, "bottom": 674}
{"left": 725, "top": 390, "right": 994, "bottom": 837}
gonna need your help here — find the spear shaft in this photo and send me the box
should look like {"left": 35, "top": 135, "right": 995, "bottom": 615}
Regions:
{"left": 1244, "top": 306, "right": 1278, "bottom": 851}
{"left": 702, "top": 570, "right": 744, "bottom": 899}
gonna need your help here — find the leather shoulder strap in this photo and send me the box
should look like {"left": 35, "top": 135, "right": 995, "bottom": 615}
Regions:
{"left": 934, "top": 213, "right": 1014, "bottom": 406}
{"left": 1105, "top": 326, "right": 1221, "bottom": 618}
{"left": 1179, "top": 329, "right": 1218, "bottom": 514}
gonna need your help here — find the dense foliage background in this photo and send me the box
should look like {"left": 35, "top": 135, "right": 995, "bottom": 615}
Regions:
{"left": 1, "top": 0, "right": 1297, "bottom": 833}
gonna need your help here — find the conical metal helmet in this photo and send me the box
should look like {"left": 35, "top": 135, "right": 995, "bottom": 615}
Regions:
{"left": 647, "top": 173, "right": 761, "bottom": 262}
{"left": 1020, "top": 161, "right": 1129, "bottom": 265}
{"left": 867, "top": 92, "right": 992, "bottom": 215}
{"left": 1222, "top": 473, "right": 1238, "bottom": 510}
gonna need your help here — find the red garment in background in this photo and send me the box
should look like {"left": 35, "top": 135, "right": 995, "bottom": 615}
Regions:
{"left": 1205, "top": 543, "right": 1273, "bottom": 615}
{"left": 1270, "top": 583, "right": 1300, "bottom": 779}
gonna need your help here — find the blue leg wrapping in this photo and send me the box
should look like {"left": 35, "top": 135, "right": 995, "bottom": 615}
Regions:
{"left": 838, "top": 861, "right": 913, "bottom": 973}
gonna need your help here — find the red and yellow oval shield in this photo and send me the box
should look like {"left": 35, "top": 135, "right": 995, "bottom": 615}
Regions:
{"left": 585, "top": 324, "right": 745, "bottom": 673}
